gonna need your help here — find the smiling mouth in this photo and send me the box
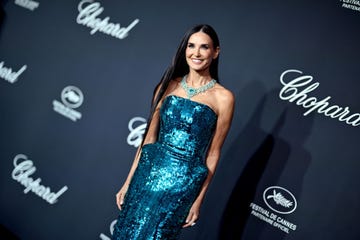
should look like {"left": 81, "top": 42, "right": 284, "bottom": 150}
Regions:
{"left": 191, "top": 58, "right": 203, "bottom": 64}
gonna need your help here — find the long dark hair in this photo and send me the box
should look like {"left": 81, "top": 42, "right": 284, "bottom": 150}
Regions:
{"left": 141, "top": 24, "right": 220, "bottom": 147}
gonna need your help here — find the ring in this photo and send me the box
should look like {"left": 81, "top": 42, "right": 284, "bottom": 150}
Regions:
{"left": 191, "top": 222, "right": 196, "bottom": 226}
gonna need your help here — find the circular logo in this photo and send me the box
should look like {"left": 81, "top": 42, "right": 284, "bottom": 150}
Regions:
{"left": 61, "top": 86, "right": 84, "bottom": 108}
{"left": 263, "top": 186, "right": 297, "bottom": 214}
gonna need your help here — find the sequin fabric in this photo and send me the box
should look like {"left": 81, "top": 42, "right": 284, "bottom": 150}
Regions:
{"left": 112, "top": 95, "right": 217, "bottom": 240}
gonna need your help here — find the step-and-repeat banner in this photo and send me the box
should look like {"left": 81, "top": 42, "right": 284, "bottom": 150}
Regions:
{"left": 1, "top": 1, "right": 359, "bottom": 239}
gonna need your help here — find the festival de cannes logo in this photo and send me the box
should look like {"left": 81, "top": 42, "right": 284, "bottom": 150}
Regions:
{"left": 340, "top": 0, "right": 360, "bottom": 13}
{"left": 53, "top": 86, "right": 84, "bottom": 122}
{"left": 61, "top": 86, "right": 84, "bottom": 108}
{"left": 263, "top": 186, "right": 297, "bottom": 214}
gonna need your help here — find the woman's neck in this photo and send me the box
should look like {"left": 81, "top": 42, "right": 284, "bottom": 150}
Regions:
{"left": 186, "top": 70, "right": 212, "bottom": 87}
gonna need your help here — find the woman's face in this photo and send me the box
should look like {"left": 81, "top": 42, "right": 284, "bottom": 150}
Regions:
{"left": 185, "top": 31, "right": 220, "bottom": 74}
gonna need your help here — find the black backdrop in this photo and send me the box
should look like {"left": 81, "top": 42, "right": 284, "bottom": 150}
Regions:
{"left": 1, "top": 1, "right": 360, "bottom": 239}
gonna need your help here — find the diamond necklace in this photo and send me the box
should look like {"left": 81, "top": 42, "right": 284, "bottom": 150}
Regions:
{"left": 180, "top": 75, "right": 216, "bottom": 99}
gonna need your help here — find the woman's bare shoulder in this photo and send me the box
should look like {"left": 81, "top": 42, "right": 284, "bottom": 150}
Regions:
{"left": 214, "top": 83, "right": 235, "bottom": 106}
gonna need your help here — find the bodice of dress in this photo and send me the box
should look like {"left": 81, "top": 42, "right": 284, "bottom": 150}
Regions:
{"left": 157, "top": 95, "right": 218, "bottom": 159}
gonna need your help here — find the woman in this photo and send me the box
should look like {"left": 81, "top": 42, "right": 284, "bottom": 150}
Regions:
{"left": 112, "top": 24, "right": 234, "bottom": 239}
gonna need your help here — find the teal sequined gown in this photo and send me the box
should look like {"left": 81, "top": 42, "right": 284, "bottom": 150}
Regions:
{"left": 112, "top": 95, "right": 218, "bottom": 240}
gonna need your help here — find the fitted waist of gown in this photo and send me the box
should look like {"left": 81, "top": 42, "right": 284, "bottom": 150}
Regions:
{"left": 151, "top": 139, "right": 204, "bottom": 161}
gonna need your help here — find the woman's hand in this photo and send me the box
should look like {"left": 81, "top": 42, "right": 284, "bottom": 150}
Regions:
{"left": 182, "top": 201, "right": 201, "bottom": 228}
{"left": 116, "top": 184, "right": 129, "bottom": 210}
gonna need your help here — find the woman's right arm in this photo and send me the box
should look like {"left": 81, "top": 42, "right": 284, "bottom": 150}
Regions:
{"left": 116, "top": 106, "right": 161, "bottom": 209}
{"left": 116, "top": 83, "right": 163, "bottom": 210}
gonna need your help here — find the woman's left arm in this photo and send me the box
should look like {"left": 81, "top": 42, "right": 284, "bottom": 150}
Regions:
{"left": 183, "top": 89, "right": 235, "bottom": 228}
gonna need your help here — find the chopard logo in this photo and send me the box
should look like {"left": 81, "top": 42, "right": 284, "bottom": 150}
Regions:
{"left": 127, "top": 117, "right": 147, "bottom": 148}
{"left": 76, "top": 0, "right": 139, "bottom": 40}
{"left": 14, "top": 0, "right": 39, "bottom": 11}
{"left": 11, "top": 154, "right": 68, "bottom": 204}
{"left": 279, "top": 69, "right": 360, "bottom": 127}
{"left": 99, "top": 219, "right": 117, "bottom": 240}
{"left": 263, "top": 186, "right": 297, "bottom": 214}
{"left": 0, "top": 61, "right": 27, "bottom": 84}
